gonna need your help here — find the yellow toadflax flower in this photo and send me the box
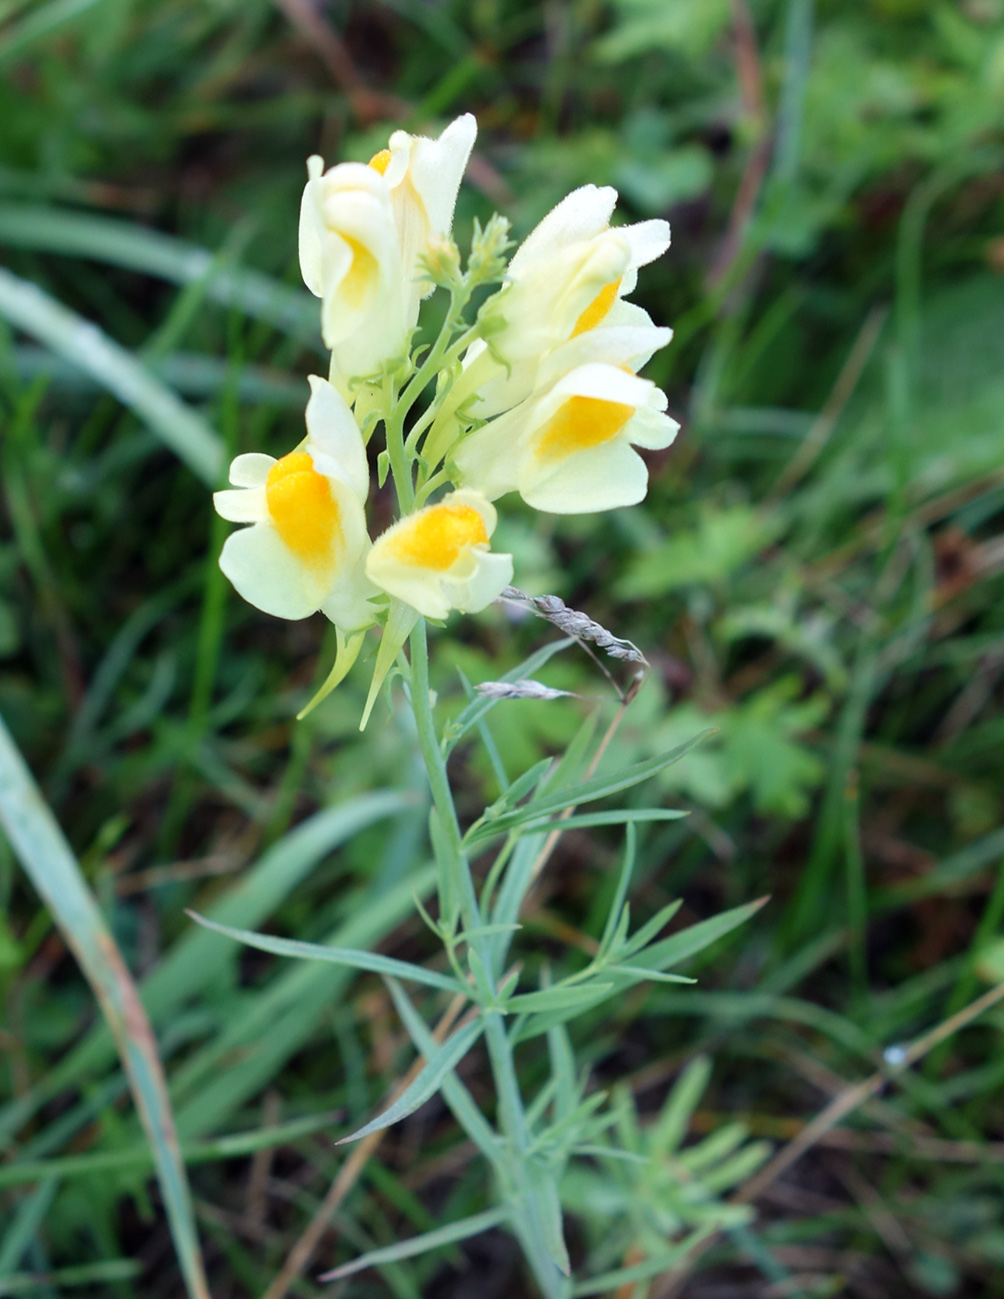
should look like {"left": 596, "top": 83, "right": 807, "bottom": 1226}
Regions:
{"left": 214, "top": 376, "right": 377, "bottom": 629}
{"left": 366, "top": 490, "right": 513, "bottom": 622}
{"left": 467, "top": 183, "right": 671, "bottom": 417}
{"left": 452, "top": 362, "right": 679, "bottom": 515}
{"left": 379, "top": 113, "right": 477, "bottom": 320}
{"left": 299, "top": 161, "right": 407, "bottom": 395}
{"left": 299, "top": 115, "right": 476, "bottom": 397}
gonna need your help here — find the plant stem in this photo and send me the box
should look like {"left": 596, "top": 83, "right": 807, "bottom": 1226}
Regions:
{"left": 383, "top": 374, "right": 414, "bottom": 514}
{"left": 406, "top": 619, "right": 569, "bottom": 1299}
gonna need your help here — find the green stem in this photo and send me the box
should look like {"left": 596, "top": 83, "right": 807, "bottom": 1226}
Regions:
{"left": 408, "top": 620, "right": 481, "bottom": 935}
{"left": 394, "top": 289, "right": 475, "bottom": 421}
{"left": 383, "top": 374, "right": 414, "bottom": 514}
{"left": 406, "top": 620, "right": 568, "bottom": 1299}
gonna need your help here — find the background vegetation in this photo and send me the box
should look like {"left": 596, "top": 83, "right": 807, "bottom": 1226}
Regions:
{"left": 1, "top": 0, "right": 1003, "bottom": 1295}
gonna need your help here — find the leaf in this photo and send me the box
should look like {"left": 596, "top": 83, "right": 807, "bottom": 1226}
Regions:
{"left": 386, "top": 980, "right": 499, "bottom": 1162}
{"left": 474, "top": 732, "right": 712, "bottom": 839}
{"left": 186, "top": 913, "right": 464, "bottom": 994}
{"left": 296, "top": 627, "right": 368, "bottom": 720}
{"left": 629, "top": 897, "right": 769, "bottom": 974}
{"left": 318, "top": 1207, "right": 510, "bottom": 1282}
{"left": 508, "top": 983, "right": 614, "bottom": 1014}
{"left": 527, "top": 1164, "right": 571, "bottom": 1276}
{"left": 0, "top": 792, "right": 412, "bottom": 1143}
{"left": 469, "top": 806, "right": 688, "bottom": 847}
{"left": 598, "top": 824, "right": 637, "bottom": 959}
{"left": 616, "top": 898, "right": 684, "bottom": 959}
{"left": 0, "top": 266, "right": 222, "bottom": 485}
{"left": 605, "top": 965, "right": 694, "bottom": 986}
{"left": 649, "top": 1055, "right": 712, "bottom": 1159}
{"left": 571, "top": 1227, "right": 716, "bottom": 1296}
{"left": 361, "top": 600, "right": 418, "bottom": 730}
{"left": 0, "top": 715, "right": 210, "bottom": 1299}
{"left": 337, "top": 1017, "right": 484, "bottom": 1144}
{"left": 0, "top": 202, "right": 320, "bottom": 344}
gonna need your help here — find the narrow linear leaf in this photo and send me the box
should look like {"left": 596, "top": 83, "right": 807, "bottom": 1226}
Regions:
{"left": 572, "top": 1228, "right": 715, "bottom": 1296}
{"left": 455, "top": 923, "right": 522, "bottom": 942}
{"left": 482, "top": 732, "right": 713, "bottom": 835}
{"left": 521, "top": 808, "right": 688, "bottom": 833}
{"left": 0, "top": 715, "right": 210, "bottom": 1299}
{"left": 599, "top": 825, "right": 637, "bottom": 959}
{"left": 469, "top": 806, "right": 688, "bottom": 848}
{"left": 187, "top": 912, "right": 463, "bottom": 994}
{"left": 630, "top": 897, "right": 770, "bottom": 973}
{"left": 0, "top": 1180, "right": 57, "bottom": 1274}
{"left": 387, "top": 980, "right": 500, "bottom": 1161}
{"left": 318, "top": 1207, "right": 510, "bottom": 1282}
{"left": 508, "top": 983, "right": 614, "bottom": 1014}
{"left": 650, "top": 1055, "right": 713, "bottom": 1158}
{"left": 0, "top": 1259, "right": 142, "bottom": 1294}
{"left": 0, "top": 1110, "right": 340, "bottom": 1189}
{"left": 527, "top": 1165, "right": 571, "bottom": 1276}
{"left": 619, "top": 898, "right": 685, "bottom": 959}
{"left": 0, "top": 266, "right": 222, "bottom": 484}
{"left": 337, "top": 1017, "right": 484, "bottom": 1144}
{"left": 605, "top": 965, "right": 695, "bottom": 985}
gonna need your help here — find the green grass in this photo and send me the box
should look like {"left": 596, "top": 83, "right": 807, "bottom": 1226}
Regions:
{"left": 1, "top": 0, "right": 1004, "bottom": 1295}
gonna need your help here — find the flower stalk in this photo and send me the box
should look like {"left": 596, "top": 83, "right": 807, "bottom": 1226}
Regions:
{"left": 205, "top": 112, "right": 762, "bottom": 1298}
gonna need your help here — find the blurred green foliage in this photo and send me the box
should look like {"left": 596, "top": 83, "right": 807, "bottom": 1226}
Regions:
{"left": 1, "top": 0, "right": 1003, "bottom": 1295}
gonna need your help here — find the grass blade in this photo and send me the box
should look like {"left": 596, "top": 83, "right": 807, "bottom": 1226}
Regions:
{"left": 0, "top": 1180, "right": 57, "bottom": 1274}
{"left": 0, "top": 202, "right": 320, "bottom": 345}
{"left": 0, "top": 791, "right": 410, "bottom": 1144}
{"left": 0, "top": 266, "right": 223, "bottom": 484}
{"left": 0, "top": 714, "right": 210, "bottom": 1299}
{"left": 0, "top": 1259, "right": 142, "bottom": 1293}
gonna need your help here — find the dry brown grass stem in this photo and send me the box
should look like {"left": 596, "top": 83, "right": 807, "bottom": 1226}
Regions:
{"left": 260, "top": 992, "right": 469, "bottom": 1299}
{"left": 655, "top": 978, "right": 1004, "bottom": 1296}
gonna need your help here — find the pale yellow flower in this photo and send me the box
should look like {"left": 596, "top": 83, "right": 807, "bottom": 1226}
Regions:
{"left": 214, "top": 377, "right": 376, "bottom": 628}
{"left": 366, "top": 490, "right": 512, "bottom": 621}
{"left": 469, "top": 184, "right": 671, "bottom": 416}
{"left": 299, "top": 115, "right": 476, "bottom": 397}
{"left": 453, "top": 362, "right": 679, "bottom": 514}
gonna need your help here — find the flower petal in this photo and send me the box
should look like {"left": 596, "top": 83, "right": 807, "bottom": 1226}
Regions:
{"left": 319, "top": 559, "right": 381, "bottom": 632}
{"left": 626, "top": 403, "right": 680, "bottom": 451}
{"left": 451, "top": 407, "right": 525, "bottom": 500}
{"left": 305, "top": 375, "right": 369, "bottom": 501}
{"left": 620, "top": 218, "right": 671, "bottom": 270}
{"left": 213, "top": 486, "right": 265, "bottom": 523}
{"left": 298, "top": 155, "right": 326, "bottom": 297}
{"left": 229, "top": 453, "right": 275, "bottom": 487}
{"left": 220, "top": 522, "right": 334, "bottom": 620}
{"left": 509, "top": 184, "right": 618, "bottom": 276}
{"left": 520, "top": 438, "right": 650, "bottom": 515}
{"left": 445, "top": 548, "right": 513, "bottom": 614}
{"left": 398, "top": 113, "right": 477, "bottom": 241}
